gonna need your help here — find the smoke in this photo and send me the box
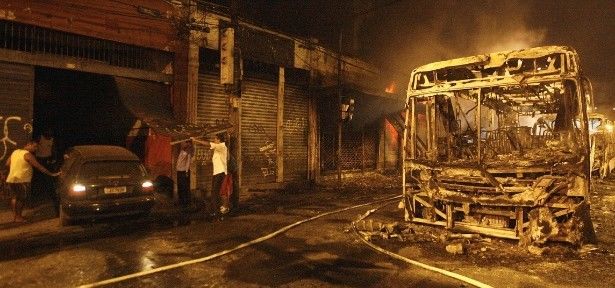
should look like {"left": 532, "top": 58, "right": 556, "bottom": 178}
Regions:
{"left": 593, "top": 79, "right": 615, "bottom": 119}
{"left": 364, "top": 0, "right": 547, "bottom": 75}
{"left": 469, "top": 1, "right": 547, "bottom": 54}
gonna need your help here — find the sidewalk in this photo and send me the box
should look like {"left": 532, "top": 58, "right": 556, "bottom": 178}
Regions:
{"left": 0, "top": 171, "right": 400, "bottom": 250}
{"left": 0, "top": 192, "right": 197, "bottom": 248}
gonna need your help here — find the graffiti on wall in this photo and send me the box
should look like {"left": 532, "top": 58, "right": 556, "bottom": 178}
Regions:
{"left": 258, "top": 142, "right": 276, "bottom": 176}
{"left": 195, "top": 146, "right": 212, "bottom": 166}
{"left": 247, "top": 123, "right": 277, "bottom": 177}
{"left": 283, "top": 117, "right": 307, "bottom": 133}
{"left": 1, "top": 115, "right": 30, "bottom": 162}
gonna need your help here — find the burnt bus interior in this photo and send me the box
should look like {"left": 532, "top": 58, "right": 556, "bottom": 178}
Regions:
{"left": 404, "top": 49, "right": 596, "bottom": 245}
{"left": 413, "top": 82, "right": 585, "bottom": 165}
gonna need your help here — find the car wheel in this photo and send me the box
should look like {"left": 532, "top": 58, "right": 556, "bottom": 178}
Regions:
{"left": 59, "top": 206, "right": 71, "bottom": 227}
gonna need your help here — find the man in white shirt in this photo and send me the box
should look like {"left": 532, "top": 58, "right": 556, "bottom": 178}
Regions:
{"left": 176, "top": 140, "right": 194, "bottom": 210}
{"left": 191, "top": 133, "right": 228, "bottom": 214}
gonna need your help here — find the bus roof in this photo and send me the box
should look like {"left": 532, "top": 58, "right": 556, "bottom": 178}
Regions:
{"left": 412, "top": 46, "right": 577, "bottom": 74}
{"left": 407, "top": 46, "right": 583, "bottom": 98}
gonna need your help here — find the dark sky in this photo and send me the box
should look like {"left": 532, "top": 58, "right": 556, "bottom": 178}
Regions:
{"left": 212, "top": 0, "right": 614, "bottom": 115}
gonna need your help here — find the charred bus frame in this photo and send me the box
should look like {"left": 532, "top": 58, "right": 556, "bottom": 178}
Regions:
{"left": 588, "top": 112, "right": 615, "bottom": 179}
{"left": 402, "top": 46, "right": 595, "bottom": 245}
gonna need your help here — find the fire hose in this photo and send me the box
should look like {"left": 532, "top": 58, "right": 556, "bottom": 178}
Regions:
{"left": 352, "top": 203, "right": 493, "bottom": 288}
{"left": 79, "top": 195, "right": 491, "bottom": 288}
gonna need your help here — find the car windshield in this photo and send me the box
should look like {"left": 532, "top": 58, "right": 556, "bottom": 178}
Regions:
{"left": 79, "top": 161, "right": 146, "bottom": 180}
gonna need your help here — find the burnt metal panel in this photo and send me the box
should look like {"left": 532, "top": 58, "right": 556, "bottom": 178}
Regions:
{"left": 0, "top": 61, "right": 34, "bottom": 170}
{"left": 241, "top": 77, "right": 278, "bottom": 185}
{"left": 195, "top": 71, "right": 229, "bottom": 190}
{"left": 284, "top": 83, "right": 309, "bottom": 181}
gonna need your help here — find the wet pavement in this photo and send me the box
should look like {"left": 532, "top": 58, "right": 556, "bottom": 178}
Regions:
{"left": 0, "top": 173, "right": 464, "bottom": 287}
{"left": 368, "top": 178, "right": 615, "bottom": 288}
{"left": 0, "top": 191, "right": 185, "bottom": 255}
{"left": 0, "top": 172, "right": 614, "bottom": 287}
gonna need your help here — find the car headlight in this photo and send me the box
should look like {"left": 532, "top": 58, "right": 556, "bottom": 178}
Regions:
{"left": 141, "top": 180, "right": 154, "bottom": 192}
{"left": 72, "top": 183, "right": 86, "bottom": 193}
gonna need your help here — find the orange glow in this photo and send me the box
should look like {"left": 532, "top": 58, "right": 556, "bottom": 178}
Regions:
{"left": 385, "top": 120, "right": 399, "bottom": 139}
{"left": 385, "top": 82, "right": 397, "bottom": 94}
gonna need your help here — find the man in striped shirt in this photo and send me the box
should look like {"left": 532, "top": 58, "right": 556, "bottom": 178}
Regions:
{"left": 176, "top": 140, "right": 194, "bottom": 211}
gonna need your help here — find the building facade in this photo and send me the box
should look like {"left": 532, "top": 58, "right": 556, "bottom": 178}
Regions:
{"left": 0, "top": 1, "right": 404, "bottom": 200}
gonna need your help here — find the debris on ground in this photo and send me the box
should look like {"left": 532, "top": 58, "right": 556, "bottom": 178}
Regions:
{"left": 527, "top": 245, "right": 545, "bottom": 256}
{"left": 320, "top": 171, "right": 401, "bottom": 189}
{"left": 579, "top": 244, "right": 599, "bottom": 254}
{"left": 354, "top": 220, "right": 405, "bottom": 242}
{"left": 446, "top": 233, "right": 482, "bottom": 240}
{"left": 446, "top": 243, "right": 466, "bottom": 255}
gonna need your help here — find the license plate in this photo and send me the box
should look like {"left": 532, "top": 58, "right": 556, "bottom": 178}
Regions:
{"left": 104, "top": 186, "right": 127, "bottom": 194}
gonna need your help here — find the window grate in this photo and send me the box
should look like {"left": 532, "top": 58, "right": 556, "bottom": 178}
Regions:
{"left": 0, "top": 20, "right": 172, "bottom": 72}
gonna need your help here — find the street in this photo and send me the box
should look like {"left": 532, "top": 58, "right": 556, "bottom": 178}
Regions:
{"left": 0, "top": 173, "right": 613, "bottom": 287}
{"left": 0, "top": 174, "right": 463, "bottom": 288}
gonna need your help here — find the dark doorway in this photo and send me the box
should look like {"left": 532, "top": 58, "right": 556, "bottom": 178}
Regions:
{"left": 33, "top": 67, "right": 135, "bottom": 157}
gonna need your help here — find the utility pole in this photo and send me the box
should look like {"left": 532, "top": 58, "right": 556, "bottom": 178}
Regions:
{"left": 337, "top": 29, "right": 343, "bottom": 185}
{"left": 229, "top": 0, "right": 241, "bottom": 208}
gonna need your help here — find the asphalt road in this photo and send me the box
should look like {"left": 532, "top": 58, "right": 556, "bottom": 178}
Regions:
{"left": 0, "top": 184, "right": 467, "bottom": 288}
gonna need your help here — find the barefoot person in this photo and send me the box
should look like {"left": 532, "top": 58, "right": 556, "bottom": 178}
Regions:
{"left": 5, "top": 140, "right": 59, "bottom": 223}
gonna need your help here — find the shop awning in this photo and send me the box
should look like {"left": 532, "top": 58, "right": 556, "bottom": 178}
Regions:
{"left": 114, "top": 77, "right": 232, "bottom": 142}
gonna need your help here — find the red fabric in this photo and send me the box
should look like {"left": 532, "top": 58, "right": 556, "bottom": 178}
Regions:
{"left": 220, "top": 174, "right": 233, "bottom": 198}
{"left": 144, "top": 132, "right": 172, "bottom": 178}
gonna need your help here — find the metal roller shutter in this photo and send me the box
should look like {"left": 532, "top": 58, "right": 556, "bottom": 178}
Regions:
{"left": 283, "top": 83, "right": 309, "bottom": 181}
{"left": 0, "top": 61, "right": 33, "bottom": 165}
{"left": 195, "top": 71, "right": 228, "bottom": 190}
{"left": 241, "top": 77, "right": 278, "bottom": 185}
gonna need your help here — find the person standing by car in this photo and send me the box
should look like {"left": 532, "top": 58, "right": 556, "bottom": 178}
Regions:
{"left": 176, "top": 140, "right": 194, "bottom": 211}
{"left": 5, "top": 140, "right": 59, "bottom": 223}
{"left": 191, "top": 133, "right": 229, "bottom": 214}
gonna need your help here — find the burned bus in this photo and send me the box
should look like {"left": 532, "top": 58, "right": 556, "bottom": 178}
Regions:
{"left": 402, "top": 46, "right": 595, "bottom": 245}
{"left": 588, "top": 112, "right": 615, "bottom": 179}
